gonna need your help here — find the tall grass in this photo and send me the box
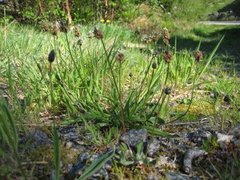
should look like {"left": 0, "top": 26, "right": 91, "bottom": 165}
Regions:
{"left": 0, "top": 100, "right": 26, "bottom": 178}
{"left": 0, "top": 23, "right": 224, "bottom": 128}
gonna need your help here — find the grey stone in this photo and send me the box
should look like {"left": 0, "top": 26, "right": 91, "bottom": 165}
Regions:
{"left": 67, "top": 151, "right": 113, "bottom": 179}
{"left": 183, "top": 148, "right": 207, "bottom": 174}
{"left": 147, "top": 138, "right": 161, "bottom": 157}
{"left": 120, "top": 129, "right": 148, "bottom": 148}
{"left": 21, "top": 129, "right": 52, "bottom": 150}
{"left": 166, "top": 172, "right": 201, "bottom": 180}
{"left": 230, "top": 125, "right": 240, "bottom": 139}
{"left": 147, "top": 173, "right": 159, "bottom": 180}
{"left": 187, "top": 129, "right": 212, "bottom": 146}
{"left": 59, "top": 125, "right": 87, "bottom": 150}
{"left": 91, "top": 168, "right": 109, "bottom": 179}
{"left": 66, "top": 152, "right": 91, "bottom": 179}
{"left": 165, "top": 172, "right": 191, "bottom": 180}
{"left": 216, "top": 132, "right": 233, "bottom": 149}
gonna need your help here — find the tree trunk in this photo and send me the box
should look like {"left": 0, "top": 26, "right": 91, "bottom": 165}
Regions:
{"left": 37, "top": 0, "right": 44, "bottom": 16}
{"left": 103, "top": 0, "right": 109, "bottom": 20}
{"left": 65, "top": 0, "right": 72, "bottom": 25}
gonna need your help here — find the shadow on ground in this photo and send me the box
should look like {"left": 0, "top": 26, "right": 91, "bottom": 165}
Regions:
{"left": 171, "top": 26, "right": 240, "bottom": 76}
{"left": 173, "top": 26, "right": 240, "bottom": 63}
{"left": 219, "top": 0, "right": 240, "bottom": 17}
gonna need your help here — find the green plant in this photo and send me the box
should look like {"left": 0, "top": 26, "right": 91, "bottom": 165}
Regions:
{"left": 0, "top": 100, "right": 26, "bottom": 179}
{"left": 202, "top": 137, "right": 219, "bottom": 152}
{"left": 78, "top": 148, "right": 115, "bottom": 180}
{"left": 117, "top": 142, "right": 150, "bottom": 166}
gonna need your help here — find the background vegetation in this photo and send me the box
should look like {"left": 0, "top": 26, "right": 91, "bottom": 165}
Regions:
{"left": 0, "top": 0, "right": 236, "bottom": 23}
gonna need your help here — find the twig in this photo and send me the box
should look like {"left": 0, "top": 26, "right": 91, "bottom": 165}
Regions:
{"left": 21, "top": 161, "right": 48, "bottom": 165}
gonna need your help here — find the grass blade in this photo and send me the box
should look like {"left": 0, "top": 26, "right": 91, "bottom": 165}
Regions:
{"left": 196, "top": 36, "right": 224, "bottom": 82}
{"left": 144, "top": 126, "right": 172, "bottom": 137}
{"left": 78, "top": 147, "right": 115, "bottom": 180}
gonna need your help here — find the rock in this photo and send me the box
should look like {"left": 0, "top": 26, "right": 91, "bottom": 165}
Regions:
{"left": 183, "top": 148, "right": 207, "bottom": 174}
{"left": 147, "top": 172, "right": 159, "bottom": 180}
{"left": 20, "top": 129, "right": 52, "bottom": 150}
{"left": 66, "top": 152, "right": 90, "bottom": 179}
{"left": 120, "top": 129, "right": 148, "bottom": 148}
{"left": 66, "top": 151, "right": 113, "bottom": 180}
{"left": 187, "top": 129, "right": 212, "bottom": 146}
{"left": 233, "top": 139, "right": 240, "bottom": 147}
{"left": 216, "top": 132, "right": 233, "bottom": 149}
{"left": 147, "top": 138, "right": 161, "bottom": 157}
{"left": 155, "top": 156, "right": 176, "bottom": 169}
{"left": 59, "top": 125, "right": 81, "bottom": 143}
{"left": 230, "top": 125, "right": 240, "bottom": 139}
{"left": 91, "top": 168, "right": 109, "bottom": 180}
{"left": 58, "top": 125, "right": 86, "bottom": 150}
{"left": 165, "top": 172, "right": 191, "bottom": 180}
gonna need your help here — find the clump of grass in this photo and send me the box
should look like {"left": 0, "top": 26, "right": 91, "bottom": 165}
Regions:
{"left": 0, "top": 100, "right": 26, "bottom": 178}
{"left": 0, "top": 23, "right": 225, "bottom": 129}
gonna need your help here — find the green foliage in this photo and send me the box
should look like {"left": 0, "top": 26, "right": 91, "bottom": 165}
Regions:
{"left": 78, "top": 148, "right": 115, "bottom": 180}
{"left": 202, "top": 136, "right": 219, "bottom": 152}
{"left": 117, "top": 142, "right": 150, "bottom": 166}
{"left": 0, "top": 23, "right": 224, "bottom": 130}
{"left": 0, "top": 100, "right": 26, "bottom": 178}
{"left": 0, "top": 100, "right": 18, "bottom": 156}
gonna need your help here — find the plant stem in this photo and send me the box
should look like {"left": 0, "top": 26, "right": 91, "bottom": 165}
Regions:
{"left": 49, "top": 63, "right": 54, "bottom": 107}
{"left": 65, "top": 33, "right": 103, "bottom": 113}
{"left": 100, "top": 39, "right": 125, "bottom": 127}
{"left": 147, "top": 63, "right": 170, "bottom": 121}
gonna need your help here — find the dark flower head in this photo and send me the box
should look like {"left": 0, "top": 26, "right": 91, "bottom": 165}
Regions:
{"left": 48, "top": 49, "right": 55, "bottom": 63}
{"left": 74, "top": 26, "right": 81, "bottom": 37}
{"left": 116, "top": 52, "right": 125, "bottom": 63}
{"left": 164, "top": 51, "right": 173, "bottom": 63}
{"left": 52, "top": 24, "right": 59, "bottom": 36}
{"left": 77, "top": 38, "right": 83, "bottom": 46}
{"left": 153, "top": 49, "right": 159, "bottom": 57}
{"left": 164, "top": 87, "right": 171, "bottom": 95}
{"left": 163, "top": 38, "right": 169, "bottom": 45}
{"left": 152, "top": 61, "right": 157, "bottom": 69}
{"left": 162, "top": 28, "right": 170, "bottom": 45}
{"left": 93, "top": 27, "right": 103, "bottom": 39}
{"left": 42, "top": 23, "right": 49, "bottom": 32}
{"left": 59, "top": 21, "right": 68, "bottom": 33}
{"left": 129, "top": 72, "right": 133, "bottom": 78}
{"left": 194, "top": 50, "right": 203, "bottom": 62}
{"left": 151, "top": 32, "right": 159, "bottom": 42}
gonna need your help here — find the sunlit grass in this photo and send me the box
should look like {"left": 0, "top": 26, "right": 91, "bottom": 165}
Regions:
{"left": 0, "top": 22, "right": 239, "bottom": 178}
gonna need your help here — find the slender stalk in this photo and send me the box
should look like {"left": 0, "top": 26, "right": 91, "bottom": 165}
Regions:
{"left": 118, "top": 62, "right": 124, "bottom": 127}
{"left": 65, "top": 33, "right": 103, "bottom": 113}
{"left": 100, "top": 39, "right": 120, "bottom": 97}
{"left": 4, "top": 6, "right": 6, "bottom": 47}
{"left": 167, "top": 85, "right": 195, "bottom": 124}
{"left": 137, "top": 67, "right": 155, "bottom": 108}
{"left": 167, "top": 65, "right": 199, "bottom": 124}
{"left": 147, "top": 63, "right": 170, "bottom": 121}
{"left": 100, "top": 39, "right": 125, "bottom": 127}
{"left": 49, "top": 63, "right": 54, "bottom": 107}
{"left": 134, "top": 56, "right": 154, "bottom": 104}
